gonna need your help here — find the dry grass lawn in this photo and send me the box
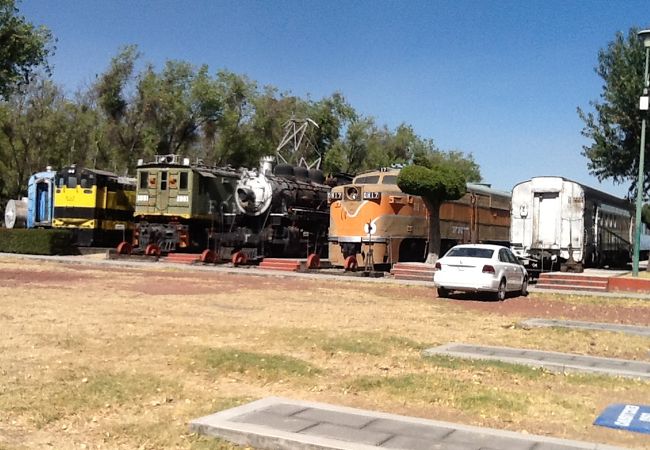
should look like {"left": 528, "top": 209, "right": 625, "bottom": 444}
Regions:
{"left": 1, "top": 256, "right": 649, "bottom": 449}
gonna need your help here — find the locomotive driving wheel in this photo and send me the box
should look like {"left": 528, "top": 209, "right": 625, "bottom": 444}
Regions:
{"left": 306, "top": 253, "right": 320, "bottom": 269}
{"left": 231, "top": 251, "right": 248, "bottom": 266}
{"left": 344, "top": 255, "right": 358, "bottom": 272}
{"left": 145, "top": 244, "right": 161, "bottom": 257}
{"left": 200, "top": 249, "right": 217, "bottom": 264}
{"left": 116, "top": 241, "right": 132, "bottom": 255}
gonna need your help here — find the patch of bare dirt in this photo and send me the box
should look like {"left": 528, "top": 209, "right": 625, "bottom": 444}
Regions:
{"left": 0, "top": 268, "right": 93, "bottom": 286}
{"left": 443, "top": 295, "right": 650, "bottom": 325}
{"left": 1, "top": 256, "right": 649, "bottom": 450}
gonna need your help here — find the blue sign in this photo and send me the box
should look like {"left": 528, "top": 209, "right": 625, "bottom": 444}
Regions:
{"left": 594, "top": 404, "right": 650, "bottom": 434}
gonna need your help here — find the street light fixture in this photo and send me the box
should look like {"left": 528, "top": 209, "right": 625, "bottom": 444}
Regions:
{"left": 633, "top": 29, "right": 650, "bottom": 276}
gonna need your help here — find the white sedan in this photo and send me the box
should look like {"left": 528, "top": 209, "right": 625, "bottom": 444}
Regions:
{"left": 434, "top": 244, "right": 528, "bottom": 300}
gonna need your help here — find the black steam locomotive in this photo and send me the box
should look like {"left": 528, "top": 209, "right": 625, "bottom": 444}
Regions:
{"left": 126, "top": 154, "right": 330, "bottom": 264}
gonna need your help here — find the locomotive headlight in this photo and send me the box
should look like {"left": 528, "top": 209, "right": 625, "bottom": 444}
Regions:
{"left": 346, "top": 187, "right": 360, "bottom": 200}
{"left": 363, "top": 191, "right": 381, "bottom": 200}
{"left": 176, "top": 195, "right": 189, "bottom": 203}
{"left": 136, "top": 194, "right": 149, "bottom": 202}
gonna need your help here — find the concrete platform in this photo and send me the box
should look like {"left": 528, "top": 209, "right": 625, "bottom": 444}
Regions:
{"left": 190, "top": 397, "right": 623, "bottom": 450}
{"left": 423, "top": 344, "right": 650, "bottom": 380}
{"left": 521, "top": 318, "right": 650, "bottom": 337}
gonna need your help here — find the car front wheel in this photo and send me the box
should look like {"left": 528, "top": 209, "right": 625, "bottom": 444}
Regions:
{"left": 437, "top": 287, "right": 449, "bottom": 298}
{"left": 495, "top": 279, "right": 506, "bottom": 301}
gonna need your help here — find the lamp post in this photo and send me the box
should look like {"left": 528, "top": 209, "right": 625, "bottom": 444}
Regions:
{"left": 633, "top": 29, "right": 650, "bottom": 276}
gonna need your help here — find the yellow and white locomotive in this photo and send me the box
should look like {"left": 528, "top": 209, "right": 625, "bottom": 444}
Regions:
{"left": 328, "top": 168, "right": 511, "bottom": 270}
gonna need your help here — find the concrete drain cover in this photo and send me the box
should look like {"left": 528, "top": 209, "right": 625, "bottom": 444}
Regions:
{"left": 521, "top": 318, "right": 650, "bottom": 337}
{"left": 190, "top": 396, "right": 623, "bottom": 450}
{"left": 423, "top": 343, "right": 650, "bottom": 379}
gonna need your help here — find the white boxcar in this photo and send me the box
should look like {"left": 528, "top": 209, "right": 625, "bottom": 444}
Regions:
{"left": 510, "top": 176, "right": 633, "bottom": 273}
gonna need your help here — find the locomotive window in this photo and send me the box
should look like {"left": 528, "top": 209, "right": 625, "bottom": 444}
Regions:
{"left": 382, "top": 175, "right": 397, "bottom": 184}
{"left": 90, "top": 174, "right": 102, "bottom": 188}
{"left": 67, "top": 176, "right": 77, "bottom": 188}
{"left": 179, "top": 172, "right": 188, "bottom": 190}
{"left": 139, "top": 171, "right": 148, "bottom": 189}
{"left": 355, "top": 175, "right": 380, "bottom": 184}
{"left": 161, "top": 171, "right": 168, "bottom": 190}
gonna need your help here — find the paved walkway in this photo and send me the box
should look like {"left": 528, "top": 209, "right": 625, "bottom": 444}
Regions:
{"left": 521, "top": 318, "right": 650, "bottom": 337}
{"left": 423, "top": 344, "right": 650, "bottom": 380}
{"left": 190, "top": 397, "right": 623, "bottom": 450}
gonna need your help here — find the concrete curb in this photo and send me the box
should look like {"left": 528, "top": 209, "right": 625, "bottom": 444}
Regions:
{"left": 423, "top": 343, "right": 650, "bottom": 380}
{"left": 521, "top": 318, "right": 650, "bottom": 337}
{"left": 190, "top": 396, "right": 625, "bottom": 450}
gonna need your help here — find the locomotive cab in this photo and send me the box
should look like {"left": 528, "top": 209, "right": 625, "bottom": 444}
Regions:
{"left": 53, "top": 166, "right": 136, "bottom": 246}
{"left": 133, "top": 155, "right": 239, "bottom": 254}
{"left": 328, "top": 169, "right": 429, "bottom": 270}
{"left": 27, "top": 167, "right": 57, "bottom": 228}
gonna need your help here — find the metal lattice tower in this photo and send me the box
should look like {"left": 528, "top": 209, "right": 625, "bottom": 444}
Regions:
{"left": 275, "top": 117, "right": 321, "bottom": 169}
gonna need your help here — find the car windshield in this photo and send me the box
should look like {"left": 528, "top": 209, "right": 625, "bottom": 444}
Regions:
{"left": 446, "top": 247, "right": 494, "bottom": 258}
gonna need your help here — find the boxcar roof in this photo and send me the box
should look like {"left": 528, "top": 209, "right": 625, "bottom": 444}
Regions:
{"left": 513, "top": 176, "right": 631, "bottom": 210}
{"left": 466, "top": 182, "right": 510, "bottom": 199}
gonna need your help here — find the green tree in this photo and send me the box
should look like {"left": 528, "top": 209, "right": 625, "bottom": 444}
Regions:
{"left": 578, "top": 27, "right": 647, "bottom": 197}
{"left": 138, "top": 61, "right": 224, "bottom": 165}
{"left": 0, "top": 75, "right": 91, "bottom": 202}
{"left": 324, "top": 118, "right": 376, "bottom": 174}
{"left": 397, "top": 159, "right": 469, "bottom": 263}
{"left": 0, "top": 0, "right": 53, "bottom": 99}
{"left": 248, "top": 88, "right": 307, "bottom": 165}
{"left": 209, "top": 70, "right": 258, "bottom": 167}
{"left": 418, "top": 149, "right": 482, "bottom": 182}
{"left": 308, "top": 92, "right": 356, "bottom": 158}
{"left": 94, "top": 45, "right": 143, "bottom": 173}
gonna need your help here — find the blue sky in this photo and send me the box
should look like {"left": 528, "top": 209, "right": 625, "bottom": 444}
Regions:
{"left": 20, "top": 0, "right": 649, "bottom": 197}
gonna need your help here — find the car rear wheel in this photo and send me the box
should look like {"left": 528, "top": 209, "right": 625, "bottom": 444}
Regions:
{"left": 437, "top": 287, "right": 449, "bottom": 298}
{"left": 520, "top": 277, "right": 529, "bottom": 296}
{"left": 495, "top": 279, "right": 506, "bottom": 301}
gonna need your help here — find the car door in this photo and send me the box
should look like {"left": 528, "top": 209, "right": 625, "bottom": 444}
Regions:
{"left": 504, "top": 248, "right": 525, "bottom": 289}
{"left": 498, "top": 249, "right": 515, "bottom": 289}
{"left": 498, "top": 248, "right": 525, "bottom": 290}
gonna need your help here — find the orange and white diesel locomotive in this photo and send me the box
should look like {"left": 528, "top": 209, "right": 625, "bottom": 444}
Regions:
{"left": 327, "top": 168, "right": 511, "bottom": 269}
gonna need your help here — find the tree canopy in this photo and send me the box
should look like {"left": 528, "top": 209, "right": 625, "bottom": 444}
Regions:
{"left": 578, "top": 26, "right": 648, "bottom": 197}
{"left": 0, "top": 0, "right": 53, "bottom": 99}
{"left": 0, "top": 42, "right": 483, "bottom": 214}
{"left": 397, "top": 155, "right": 473, "bottom": 263}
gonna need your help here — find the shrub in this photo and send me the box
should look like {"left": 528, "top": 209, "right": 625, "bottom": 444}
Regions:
{"left": 0, "top": 229, "right": 76, "bottom": 255}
